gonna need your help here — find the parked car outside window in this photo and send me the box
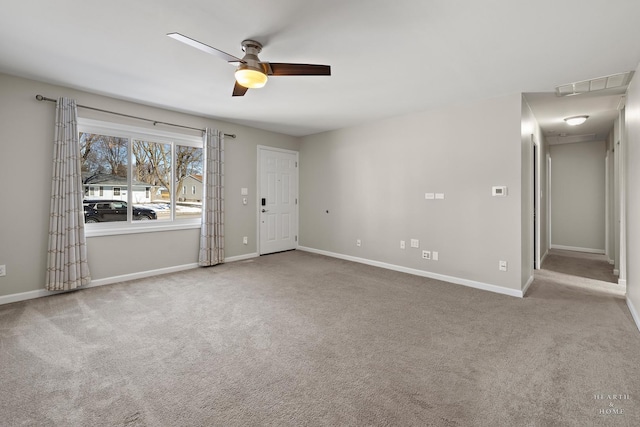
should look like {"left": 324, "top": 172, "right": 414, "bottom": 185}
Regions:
{"left": 83, "top": 200, "right": 157, "bottom": 223}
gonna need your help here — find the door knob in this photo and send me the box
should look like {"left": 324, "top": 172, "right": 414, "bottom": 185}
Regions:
{"left": 261, "top": 209, "right": 269, "bottom": 213}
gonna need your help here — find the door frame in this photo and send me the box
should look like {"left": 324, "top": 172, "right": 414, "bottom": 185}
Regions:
{"left": 531, "top": 135, "right": 541, "bottom": 270}
{"left": 256, "top": 145, "right": 299, "bottom": 255}
{"left": 617, "top": 108, "right": 627, "bottom": 286}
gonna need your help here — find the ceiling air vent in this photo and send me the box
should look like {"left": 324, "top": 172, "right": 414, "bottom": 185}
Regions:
{"left": 547, "top": 133, "right": 597, "bottom": 145}
{"left": 555, "top": 71, "right": 634, "bottom": 96}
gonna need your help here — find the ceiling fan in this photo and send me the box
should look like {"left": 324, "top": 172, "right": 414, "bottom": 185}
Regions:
{"left": 167, "top": 33, "right": 331, "bottom": 97}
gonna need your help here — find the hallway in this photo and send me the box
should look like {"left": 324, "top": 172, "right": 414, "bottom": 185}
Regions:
{"left": 536, "top": 249, "right": 624, "bottom": 296}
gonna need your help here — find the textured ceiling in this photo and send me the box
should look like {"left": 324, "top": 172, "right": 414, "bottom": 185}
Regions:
{"left": 1, "top": 0, "right": 640, "bottom": 136}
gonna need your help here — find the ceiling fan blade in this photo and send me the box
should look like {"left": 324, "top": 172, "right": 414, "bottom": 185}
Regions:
{"left": 167, "top": 33, "right": 243, "bottom": 63}
{"left": 232, "top": 82, "right": 249, "bottom": 97}
{"left": 265, "top": 63, "right": 331, "bottom": 76}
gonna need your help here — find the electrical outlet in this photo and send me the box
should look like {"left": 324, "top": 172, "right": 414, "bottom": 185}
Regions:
{"left": 410, "top": 239, "right": 419, "bottom": 248}
{"left": 243, "top": 236, "right": 248, "bottom": 245}
{"left": 400, "top": 240, "right": 405, "bottom": 249}
{"left": 422, "top": 250, "right": 431, "bottom": 260}
{"left": 432, "top": 251, "right": 439, "bottom": 261}
{"left": 356, "top": 239, "right": 362, "bottom": 247}
{"left": 499, "top": 260, "right": 508, "bottom": 272}
{"left": 0, "top": 265, "right": 5, "bottom": 277}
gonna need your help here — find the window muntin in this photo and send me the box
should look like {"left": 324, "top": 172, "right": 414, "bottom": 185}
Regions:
{"left": 174, "top": 144, "right": 204, "bottom": 220}
{"left": 78, "top": 119, "right": 203, "bottom": 233}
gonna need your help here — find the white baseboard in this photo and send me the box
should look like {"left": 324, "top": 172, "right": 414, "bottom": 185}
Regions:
{"left": 627, "top": 297, "right": 640, "bottom": 333}
{"left": 88, "top": 263, "right": 200, "bottom": 288}
{"left": 226, "top": 253, "right": 259, "bottom": 263}
{"left": 550, "top": 244, "right": 605, "bottom": 254}
{"left": 522, "top": 275, "right": 534, "bottom": 296}
{"left": 0, "top": 252, "right": 265, "bottom": 306}
{"left": 0, "top": 289, "right": 57, "bottom": 306}
{"left": 297, "top": 246, "right": 523, "bottom": 298}
{"left": 0, "top": 262, "right": 200, "bottom": 306}
{"left": 618, "top": 278, "right": 627, "bottom": 287}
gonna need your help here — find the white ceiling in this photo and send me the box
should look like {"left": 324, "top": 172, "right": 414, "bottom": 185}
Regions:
{"left": 1, "top": 0, "right": 640, "bottom": 137}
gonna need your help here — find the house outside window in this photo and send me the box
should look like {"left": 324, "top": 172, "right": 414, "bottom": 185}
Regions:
{"left": 78, "top": 119, "right": 204, "bottom": 235}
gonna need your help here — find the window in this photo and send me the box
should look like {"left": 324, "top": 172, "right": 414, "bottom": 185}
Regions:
{"left": 192, "top": 185, "right": 196, "bottom": 195}
{"left": 78, "top": 119, "right": 204, "bottom": 235}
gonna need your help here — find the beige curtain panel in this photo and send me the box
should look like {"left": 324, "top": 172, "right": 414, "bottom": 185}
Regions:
{"left": 45, "top": 97, "right": 91, "bottom": 291}
{"left": 199, "top": 128, "right": 225, "bottom": 266}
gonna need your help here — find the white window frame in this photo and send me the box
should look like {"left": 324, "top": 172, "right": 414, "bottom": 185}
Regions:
{"left": 78, "top": 118, "right": 203, "bottom": 237}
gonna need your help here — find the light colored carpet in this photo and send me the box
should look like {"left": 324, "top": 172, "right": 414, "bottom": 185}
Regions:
{"left": 542, "top": 249, "right": 619, "bottom": 284}
{"left": 1, "top": 250, "right": 639, "bottom": 426}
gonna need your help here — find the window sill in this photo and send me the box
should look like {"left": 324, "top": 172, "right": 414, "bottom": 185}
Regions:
{"left": 85, "top": 220, "right": 201, "bottom": 238}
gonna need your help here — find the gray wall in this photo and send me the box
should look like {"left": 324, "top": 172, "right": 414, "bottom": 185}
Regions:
{"left": 625, "top": 61, "right": 640, "bottom": 329}
{"left": 299, "top": 93, "right": 524, "bottom": 292}
{"left": 549, "top": 141, "right": 606, "bottom": 252}
{"left": 0, "top": 73, "right": 299, "bottom": 298}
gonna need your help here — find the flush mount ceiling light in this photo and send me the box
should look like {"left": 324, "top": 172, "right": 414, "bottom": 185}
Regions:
{"left": 564, "top": 115, "right": 589, "bottom": 126}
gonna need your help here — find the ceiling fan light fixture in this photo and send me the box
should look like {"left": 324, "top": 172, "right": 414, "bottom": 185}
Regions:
{"left": 564, "top": 115, "right": 589, "bottom": 126}
{"left": 235, "top": 66, "right": 268, "bottom": 89}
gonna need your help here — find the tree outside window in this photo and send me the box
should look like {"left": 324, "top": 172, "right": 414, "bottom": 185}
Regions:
{"left": 79, "top": 128, "right": 203, "bottom": 224}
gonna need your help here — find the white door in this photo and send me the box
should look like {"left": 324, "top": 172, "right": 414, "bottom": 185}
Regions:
{"left": 259, "top": 147, "right": 298, "bottom": 255}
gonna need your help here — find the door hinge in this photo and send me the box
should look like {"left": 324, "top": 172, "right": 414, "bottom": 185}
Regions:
{"left": 295, "top": 235, "right": 298, "bottom": 242}
{"left": 295, "top": 161, "right": 298, "bottom": 167}
{"left": 295, "top": 198, "right": 298, "bottom": 205}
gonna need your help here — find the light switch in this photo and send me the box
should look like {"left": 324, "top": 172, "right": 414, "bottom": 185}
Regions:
{"left": 410, "top": 239, "right": 419, "bottom": 248}
{"left": 435, "top": 193, "right": 445, "bottom": 200}
{"left": 425, "top": 193, "right": 435, "bottom": 200}
{"left": 241, "top": 188, "right": 248, "bottom": 196}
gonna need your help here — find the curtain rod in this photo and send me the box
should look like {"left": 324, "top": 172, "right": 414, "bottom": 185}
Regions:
{"left": 35, "top": 95, "right": 236, "bottom": 139}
